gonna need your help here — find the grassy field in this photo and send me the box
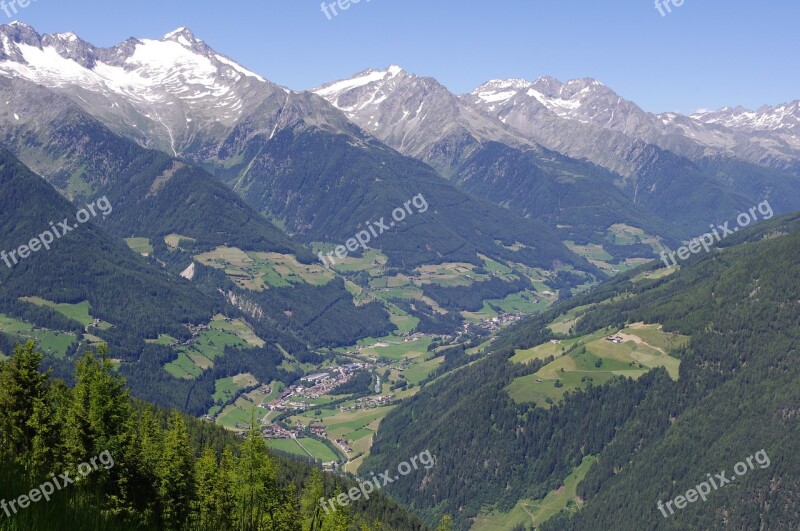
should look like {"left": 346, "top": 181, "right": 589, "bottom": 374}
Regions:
{"left": 547, "top": 304, "right": 592, "bottom": 335}
{"left": 463, "top": 290, "right": 549, "bottom": 323}
{"left": 490, "top": 291, "right": 549, "bottom": 314}
{"left": 324, "top": 248, "right": 389, "bottom": 275}
{"left": 217, "top": 394, "right": 268, "bottom": 429}
{"left": 321, "top": 408, "right": 393, "bottom": 440}
{"left": 290, "top": 405, "right": 396, "bottom": 468}
{"left": 124, "top": 237, "right": 153, "bottom": 255}
{"left": 472, "top": 455, "right": 598, "bottom": 530}
{"left": 607, "top": 223, "right": 666, "bottom": 254}
{"left": 413, "top": 262, "right": 477, "bottom": 287}
{"left": 164, "top": 233, "right": 196, "bottom": 249}
{"left": 266, "top": 438, "right": 308, "bottom": 458}
{"left": 145, "top": 334, "right": 178, "bottom": 346}
{"left": 212, "top": 373, "right": 258, "bottom": 403}
{"left": 632, "top": 265, "right": 678, "bottom": 283}
{"left": 210, "top": 314, "right": 265, "bottom": 347}
{"left": 401, "top": 356, "right": 444, "bottom": 384}
{"left": 384, "top": 303, "right": 420, "bottom": 334}
{"left": 510, "top": 340, "right": 573, "bottom": 364}
{"left": 0, "top": 314, "right": 75, "bottom": 358}
{"left": 196, "top": 247, "right": 334, "bottom": 290}
{"left": 506, "top": 324, "right": 683, "bottom": 407}
{"left": 357, "top": 336, "right": 432, "bottom": 360}
{"left": 214, "top": 383, "right": 283, "bottom": 426}
{"left": 267, "top": 437, "right": 340, "bottom": 463}
{"left": 164, "top": 322, "right": 250, "bottom": 379}
{"left": 564, "top": 241, "right": 614, "bottom": 262}
{"left": 19, "top": 297, "right": 110, "bottom": 328}
{"left": 165, "top": 352, "right": 204, "bottom": 379}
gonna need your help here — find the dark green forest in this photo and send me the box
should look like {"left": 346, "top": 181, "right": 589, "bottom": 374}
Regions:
{"left": 363, "top": 213, "right": 800, "bottom": 530}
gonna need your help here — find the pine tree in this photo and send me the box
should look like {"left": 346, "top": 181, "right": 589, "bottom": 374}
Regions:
{"left": 193, "top": 447, "right": 218, "bottom": 528}
{"left": 64, "top": 346, "right": 131, "bottom": 468}
{"left": 321, "top": 488, "right": 351, "bottom": 531}
{"left": 119, "top": 406, "right": 164, "bottom": 525}
{"left": 272, "top": 482, "right": 301, "bottom": 531}
{"left": 157, "top": 411, "right": 195, "bottom": 529}
{"left": 212, "top": 447, "right": 238, "bottom": 529}
{"left": 29, "top": 371, "right": 69, "bottom": 474}
{"left": 236, "top": 422, "right": 278, "bottom": 529}
{"left": 437, "top": 515, "right": 454, "bottom": 531}
{"left": 301, "top": 468, "right": 326, "bottom": 531}
{"left": 0, "top": 341, "right": 51, "bottom": 471}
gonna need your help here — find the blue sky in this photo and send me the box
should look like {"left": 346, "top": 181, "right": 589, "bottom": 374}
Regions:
{"left": 7, "top": 0, "right": 798, "bottom": 113}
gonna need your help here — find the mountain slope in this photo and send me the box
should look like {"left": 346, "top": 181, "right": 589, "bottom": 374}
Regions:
{"left": 0, "top": 75, "right": 394, "bottom": 350}
{"left": 313, "top": 65, "right": 529, "bottom": 175}
{"left": 362, "top": 212, "right": 800, "bottom": 529}
{"left": 0, "top": 24, "right": 593, "bottom": 278}
{"left": 0, "top": 148, "right": 216, "bottom": 357}
{"left": 466, "top": 78, "right": 771, "bottom": 230}
{"left": 314, "top": 67, "right": 800, "bottom": 236}
{"left": 312, "top": 68, "right": 688, "bottom": 248}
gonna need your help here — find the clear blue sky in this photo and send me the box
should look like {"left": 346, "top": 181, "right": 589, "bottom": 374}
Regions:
{"left": 8, "top": 0, "right": 798, "bottom": 113}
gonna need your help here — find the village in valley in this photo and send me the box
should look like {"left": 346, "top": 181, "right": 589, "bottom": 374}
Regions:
{"left": 202, "top": 309, "right": 528, "bottom": 473}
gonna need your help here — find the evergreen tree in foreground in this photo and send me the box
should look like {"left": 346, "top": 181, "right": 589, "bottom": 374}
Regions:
{"left": 0, "top": 342, "right": 408, "bottom": 530}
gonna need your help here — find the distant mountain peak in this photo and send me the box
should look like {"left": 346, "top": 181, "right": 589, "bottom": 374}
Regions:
{"left": 314, "top": 65, "right": 408, "bottom": 101}
{"left": 691, "top": 101, "right": 800, "bottom": 132}
{"left": 161, "top": 27, "right": 202, "bottom": 46}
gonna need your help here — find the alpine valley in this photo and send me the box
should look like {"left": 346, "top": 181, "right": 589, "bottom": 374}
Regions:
{"left": 0, "top": 21, "right": 799, "bottom": 531}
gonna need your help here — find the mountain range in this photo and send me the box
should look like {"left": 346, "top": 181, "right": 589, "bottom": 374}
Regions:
{"left": 1, "top": 22, "right": 799, "bottom": 530}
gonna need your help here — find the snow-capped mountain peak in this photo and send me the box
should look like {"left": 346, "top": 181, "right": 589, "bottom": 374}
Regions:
{"left": 314, "top": 65, "right": 406, "bottom": 104}
{"left": 472, "top": 76, "right": 617, "bottom": 120}
{"left": 162, "top": 27, "right": 200, "bottom": 45}
{"left": 0, "top": 23, "right": 288, "bottom": 156}
{"left": 691, "top": 101, "right": 800, "bottom": 132}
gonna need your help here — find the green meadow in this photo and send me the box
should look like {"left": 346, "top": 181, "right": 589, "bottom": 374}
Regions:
{"left": 0, "top": 313, "right": 75, "bottom": 358}
{"left": 124, "top": 237, "right": 153, "bottom": 255}
{"left": 506, "top": 324, "right": 683, "bottom": 407}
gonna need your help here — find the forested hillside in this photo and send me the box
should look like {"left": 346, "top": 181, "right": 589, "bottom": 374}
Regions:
{"left": 0, "top": 84, "right": 394, "bottom": 349}
{"left": 363, "top": 213, "right": 800, "bottom": 529}
{"left": 453, "top": 141, "right": 682, "bottom": 248}
{"left": 0, "top": 149, "right": 217, "bottom": 359}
